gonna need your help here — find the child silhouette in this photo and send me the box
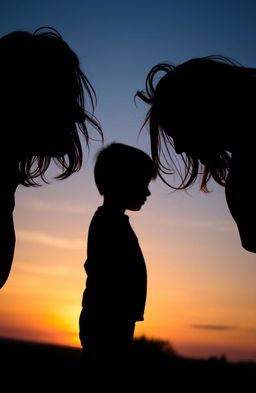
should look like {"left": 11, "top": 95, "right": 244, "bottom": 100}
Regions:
{"left": 79, "top": 143, "right": 157, "bottom": 379}
{"left": 0, "top": 27, "right": 102, "bottom": 288}
{"left": 137, "top": 56, "right": 256, "bottom": 253}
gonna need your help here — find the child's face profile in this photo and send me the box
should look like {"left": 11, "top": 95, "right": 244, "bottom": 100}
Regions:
{"left": 120, "top": 177, "right": 151, "bottom": 212}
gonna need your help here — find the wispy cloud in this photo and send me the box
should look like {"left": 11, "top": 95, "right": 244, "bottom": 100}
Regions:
{"left": 16, "top": 262, "right": 72, "bottom": 278}
{"left": 19, "top": 197, "right": 95, "bottom": 215}
{"left": 163, "top": 218, "right": 236, "bottom": 232}
{"left": 190, "top": 324, "right": 237, "bottom": 331}
{"left": 17, "top": 229, "right": 84, "bottom": 250}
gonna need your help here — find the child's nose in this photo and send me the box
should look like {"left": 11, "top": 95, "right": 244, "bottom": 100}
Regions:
{"left": 146, "top": 188, "right": 151, "bottom": 196}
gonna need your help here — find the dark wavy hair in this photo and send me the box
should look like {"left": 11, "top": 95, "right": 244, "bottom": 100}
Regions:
{"left": 137, "top": 56, "right": 254, "bottom": 192}
{"left": 0, "top": 27, "right": 103, "bottom": 186}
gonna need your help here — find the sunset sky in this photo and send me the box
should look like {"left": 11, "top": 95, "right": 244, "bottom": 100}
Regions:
{"left": 1, "top": 0, "right": 256, "bottom": 362}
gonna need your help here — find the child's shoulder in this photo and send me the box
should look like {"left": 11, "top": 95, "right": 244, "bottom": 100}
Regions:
{"left": 89, "top": 206, "right": 129, "bottom": 232}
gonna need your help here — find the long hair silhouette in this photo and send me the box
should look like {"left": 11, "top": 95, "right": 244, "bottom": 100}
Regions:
{"left": 0, "top": 27, "right": 102, "bottom": 186}
{"left": 0, "top": 27, "right": 103, "bottom": 288}
{"left": 137, "top": 55, "right": 254, "bottom": 192}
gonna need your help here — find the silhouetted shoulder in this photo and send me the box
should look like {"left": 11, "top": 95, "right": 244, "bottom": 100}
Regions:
{"left": 86, "top": 207, "right": 133, "bottom": 259}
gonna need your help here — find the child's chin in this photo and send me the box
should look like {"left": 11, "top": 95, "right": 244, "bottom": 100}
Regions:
{"left": 127, "top": 205, "right": 142, "bottom": 212}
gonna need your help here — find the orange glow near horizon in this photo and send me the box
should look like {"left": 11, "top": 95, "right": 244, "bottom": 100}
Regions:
{"left": 2, "top": 244, "right": 256, "bottom": 361}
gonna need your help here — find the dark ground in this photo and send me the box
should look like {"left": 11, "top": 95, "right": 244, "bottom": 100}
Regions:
{"left": 1, "top": 336, "right": 255, "bottom": 390}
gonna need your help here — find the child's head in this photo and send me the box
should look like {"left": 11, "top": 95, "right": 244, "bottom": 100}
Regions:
{"left": 94, "top": 143, "right": 157, "bottom": 211}
{"left": 0, "top": 27, "right": 102, "bottom": 185}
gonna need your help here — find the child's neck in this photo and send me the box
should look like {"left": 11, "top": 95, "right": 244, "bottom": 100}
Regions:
{"left": 102, "top": 197, "right": 126, "bottom": 214}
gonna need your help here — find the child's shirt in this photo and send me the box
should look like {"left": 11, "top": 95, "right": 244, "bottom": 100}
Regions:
{"left": 82, "top": 206, "right": 147, "bottom": 322}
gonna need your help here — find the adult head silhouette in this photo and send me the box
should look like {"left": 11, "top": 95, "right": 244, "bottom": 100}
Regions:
{"left": 0, "top": 27, "right": 102, "bottom": 288}
{"left": 1, "top": 26, "right": 102, "bottom": 186}
{"left": 137, "top": 56, "right": 256, "bottom": 252}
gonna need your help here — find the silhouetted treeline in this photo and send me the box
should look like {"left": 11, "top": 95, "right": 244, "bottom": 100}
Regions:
{"left": 0, "top": 336, "right": 254, "bottom": 390}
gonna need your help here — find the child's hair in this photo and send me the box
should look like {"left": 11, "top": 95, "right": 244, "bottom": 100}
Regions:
{"left": 136, "top": 56, "right": 256, "bottom": 192}
{"left": 94, "top": 143, "right": 157, "bottom": 195}
{"left": 0, "top": 27, "right": 103, "bottom": 186}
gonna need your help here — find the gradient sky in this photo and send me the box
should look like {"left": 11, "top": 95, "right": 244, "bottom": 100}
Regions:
{"left": 1, "top": 0, "right": 256, "bottom": 362}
